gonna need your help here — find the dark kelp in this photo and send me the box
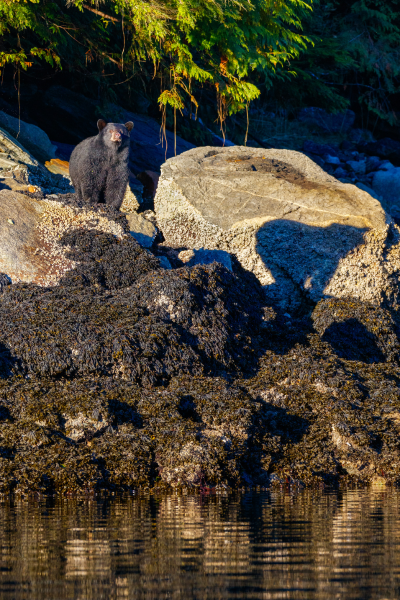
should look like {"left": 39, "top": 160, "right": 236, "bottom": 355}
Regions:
{"left": 1, "top": 219, "right": 400, "bottom": 494}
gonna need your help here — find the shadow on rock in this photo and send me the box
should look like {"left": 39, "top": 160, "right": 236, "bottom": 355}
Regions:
{"left": 0, "top": 342, "right": 18, "bottom": 379}
{"left": 313, "top": 297, "right": 400, "bottom": 363}
{"left": 255, "top": 219, "right": 367, "bottom": 312}
{"left": 0, "top": 228, "right": 267, "bottom": 386}
{"left": 321, "top": 319, "right": 386, "bottom": 363}
{"left": 0, "top": 180, "right": 11, "bottom": 192}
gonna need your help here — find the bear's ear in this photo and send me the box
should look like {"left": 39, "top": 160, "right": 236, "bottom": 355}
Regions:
{"left": 125, "top": 121, "right": 134, "bottom": 132}
{"left": 97, "top": 119, "right": 107, "bottom": 132}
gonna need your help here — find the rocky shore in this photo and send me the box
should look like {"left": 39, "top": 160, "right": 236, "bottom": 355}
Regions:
{"left": 1, "top": 120, "right": 400, "bottom": 494}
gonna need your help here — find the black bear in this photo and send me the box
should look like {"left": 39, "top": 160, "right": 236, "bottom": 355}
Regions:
{"left": 69, "top": 119, "right": 134, "bottom": 209}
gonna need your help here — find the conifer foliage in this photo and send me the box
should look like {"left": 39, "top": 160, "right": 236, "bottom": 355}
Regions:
{"left": 0, "top": 0, "right": 312, "bottom": 117}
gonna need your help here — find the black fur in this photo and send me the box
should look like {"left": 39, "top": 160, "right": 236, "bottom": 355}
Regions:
{"left": 69, "top": 120, "right": 134, "bottom": 209}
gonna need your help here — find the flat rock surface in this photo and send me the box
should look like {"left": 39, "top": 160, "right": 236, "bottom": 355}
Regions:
{"left": 155, "top": 146, "right": 399, "bottom": 310}
{"left": 125, "top": 212, "right": 156, "bottom": 248}
{"left": 162, "top": 146, "right": 386, "bottom": 230}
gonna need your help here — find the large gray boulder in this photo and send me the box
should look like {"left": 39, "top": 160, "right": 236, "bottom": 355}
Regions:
{"left": 0, "top": 111, "right": 56, "bottom": 163}
{"left": 155, "top": 146, "right": 399, "bottom": 311}
{"left": 0, "top": 126, "right": 39, "bottom": 169}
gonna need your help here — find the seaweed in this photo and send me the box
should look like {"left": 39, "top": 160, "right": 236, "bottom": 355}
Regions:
{"left": 1, "top": 226, "right": 400, "bottom": 493}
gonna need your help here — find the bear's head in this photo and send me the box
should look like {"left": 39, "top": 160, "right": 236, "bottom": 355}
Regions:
{"left": 97, "top": 120, "right": 134, "bottom": 150}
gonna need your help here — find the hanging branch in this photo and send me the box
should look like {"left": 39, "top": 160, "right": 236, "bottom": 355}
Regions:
{"left": 82, "top": 4, "right": 120, "bottom": 22}
{"left": 244, "top": 103, "right": 249, "bottom": 146}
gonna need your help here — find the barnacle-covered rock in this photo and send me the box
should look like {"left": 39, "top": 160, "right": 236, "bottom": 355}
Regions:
{"left": 155, "top": 146, "right": 400, "bottom": 311}
{"left": 0, "top": 229, "right": 265, "bottom": 386}
{"left": 0, "top": 190, "right": 127, "bottom": 286}
{"left": 245, "top": 318, "right": 400, "bottom": 486}
{"left": 1, "top": 213, "right": 400, "bottom": 493}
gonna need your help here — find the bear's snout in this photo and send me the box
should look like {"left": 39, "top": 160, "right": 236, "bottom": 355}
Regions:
{"left": 110, "top": 130, "right": 122, "bottom": 143}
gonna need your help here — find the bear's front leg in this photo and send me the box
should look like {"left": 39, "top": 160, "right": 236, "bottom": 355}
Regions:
{"left": 104, "top": 166, "right": 129, "bottom": 209}
{"left": 81, "top": 165, "right": 107, "bottom": 204}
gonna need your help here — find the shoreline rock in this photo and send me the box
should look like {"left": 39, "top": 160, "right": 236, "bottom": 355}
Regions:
{"left": 1, "top": 134, "right": 400, "bottom": 494}
{"left": 154, "top": 146, "right": 399, "bottom": 311}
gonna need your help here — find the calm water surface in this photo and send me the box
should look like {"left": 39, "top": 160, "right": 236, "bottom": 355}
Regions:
{"left": 1, "top": 489, "right": 400, "bottom": 599}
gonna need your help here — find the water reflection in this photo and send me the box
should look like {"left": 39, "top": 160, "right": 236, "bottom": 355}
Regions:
{"left": 1, "top": 489, "right": 400, "bottom": 599}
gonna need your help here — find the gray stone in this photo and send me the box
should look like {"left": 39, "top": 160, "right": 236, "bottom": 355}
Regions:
{"left": 348, "top": 128, "right": 376, "bottom": 144}
{"left": 371, "top": 168, "right": 400, "bottom": 213}
{"left": 0, "top": 190, "right": 126, "bottom": 286}
{"left": 185, "top": 248, "right": 232, "bottom": 271}
{"left": 0, "top": 111, "right": 57, "bottom": 163}
{"left": 346, "top": 160, "right": 366, "bottom": 175}
{"left": 334, "top": 167, "right": 347, "bottom": 179}
{"left": 324, "top": 155, "right": 341, "bottom": 165}
{"left": 378, "top": 160, "right": 395, "bottom": 171}
{"left": 158, "top": 255, "right": 172, "bottom": 269}
{"left": 390, "top": 205, "right": 400, "bottom": 218}
{"left": 0, "top": 126, "right": 39, "bottom": 168}
{"left": 126, "top": 212, "right": 157, "bottom": 248}
{"left": 155, "top": 146, "right": 400, "bottom": 310}
{"left": 366, "top": 156, "right": 381, "bottom": 173}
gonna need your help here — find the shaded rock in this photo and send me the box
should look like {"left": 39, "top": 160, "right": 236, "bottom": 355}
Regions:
{"left": 298, "top": 108, "right": 356, "bottom": 133}
{"left": 184, "top": 248, "right": 232, "bottom": 271}
{"left": 378, "top": 161, "right": 396, "bottom": 171}
{"left": 0, "top": 126, "right": 39, "bottom": 168}
{"left": 371, "top": 168, "right": 400, "bottom": 213}
{"left": 349, "top": 129, "right": 376, "bottom": 144}
{"left": 324, "top": 155, "right": 340, "bottom": 165}
{"left": 308, "top": 154, "right": 325, "bottom": 168}
{"left": 42, "top": 86, "right": 99, "bottom": 143}
{"left": 0, "top": 111, "right": 57, "bottom": 163}
{"left": 158, "top": 256, "right": 172, "bottom": 269}
{"left": 334, "top": 167, "right": 347, "bottom": 179}
{"left": 0, "top": 273, "right": 11, "bottom": 293}
{"left": 341, "top": 140, "right": 356, "bottom": 151}
{"left": 303, "top": 140, "right": 338, "bottom": 157}
{"left": 312, "top": 298, "right": 400, "bottom": 363}
{"left": 347, "top": 159, "right": 366, "bottom": 175}
{"left": 126, "top": 212, "right": 157, "bottom": 248}
{"left": 52, "top": 141, "right": 75, "bottom": 161}
{"left": 366, "top": 156, "right": 381, "bottom": 173}
{"left": 0, "top": 127, "right": 73, "bottom": 196}
{"left": 137, "top": 170, "right": 160, "bottom": 198}
{"left": 155, "top": 146, "right": 398, "bottom": 311}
